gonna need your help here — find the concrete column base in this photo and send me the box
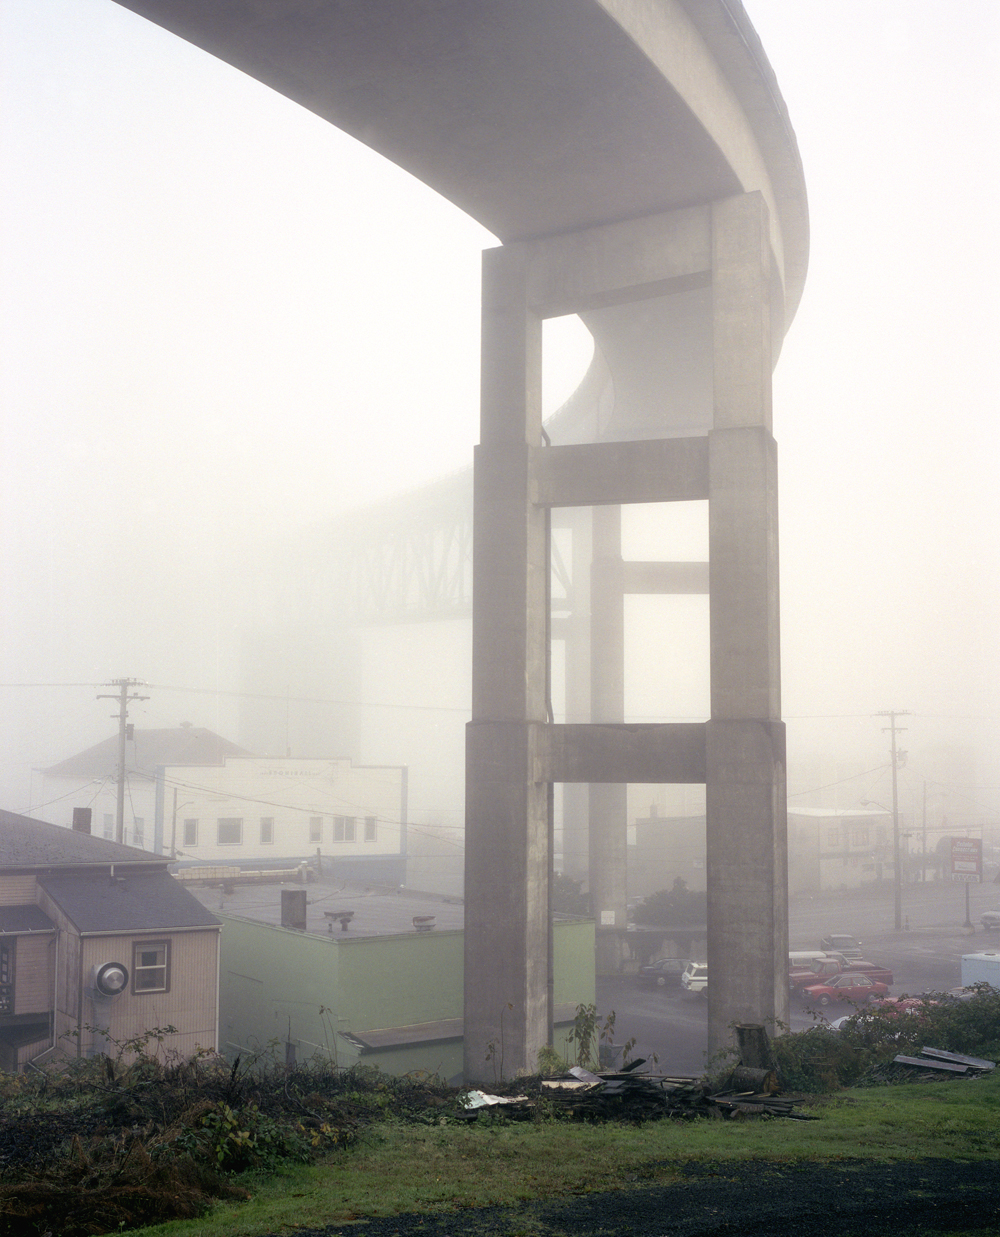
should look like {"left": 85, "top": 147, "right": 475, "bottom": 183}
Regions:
{"left": 463, "top": 720, "right": 550, "bottom": 1081}
{"left": 705, "top": 719, "right": 789, "bottom": 1061}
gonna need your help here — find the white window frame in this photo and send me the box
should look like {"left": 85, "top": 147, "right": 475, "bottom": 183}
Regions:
{"left": 218, "top": 817, "right": 243, "bottom": 845}
{"left": 132, "top": 940, "right": 170, "bottom": 994}
{"left": 334, "top": 816, "right": 356, "bottom": 842}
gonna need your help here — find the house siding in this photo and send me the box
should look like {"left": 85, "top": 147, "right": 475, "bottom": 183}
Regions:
{"left": 13, "top": 934, "right": 54, "bottom": 1016}
{"left": 76, "top": 930, "right": 219, "bottom": 1059}
{"left": 0, "top": 876, "right": 37, "bottom": 905}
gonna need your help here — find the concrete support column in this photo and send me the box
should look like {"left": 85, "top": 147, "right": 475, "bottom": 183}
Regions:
{"left": 561, "top": 507, "right": 592, "bottom": 883}
{"left": 705, "top": 719, "right": 788, "bottom": 1054}
{"left": 706, "top": 192, "right": 788, "bottom": 1058}
{"left": 588, "top": 504, "right": 628, "bottom": 973}
{"left": 464, "top": 246, "right": 550, "bottom": 1081}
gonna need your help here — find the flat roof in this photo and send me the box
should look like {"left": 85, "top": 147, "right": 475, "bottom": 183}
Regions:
{"left": 186, "top": 874, "right": 466, "bottom": 939}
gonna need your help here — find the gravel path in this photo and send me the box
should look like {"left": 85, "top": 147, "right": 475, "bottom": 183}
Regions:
{"left": 268, "top": 1159, "right": 1000, "bottom": 1236}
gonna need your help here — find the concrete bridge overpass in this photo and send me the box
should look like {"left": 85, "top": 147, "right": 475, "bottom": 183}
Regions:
{"left": 112, "top": 0, "right": 809, "bottom": 1075}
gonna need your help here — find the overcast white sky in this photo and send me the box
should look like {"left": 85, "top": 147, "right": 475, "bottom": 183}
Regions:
{"left": 1, "top": 0, "right": 997, "bottom": 828}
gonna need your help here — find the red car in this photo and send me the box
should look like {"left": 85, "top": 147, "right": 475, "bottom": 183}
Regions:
{"left": 801, "top": 973, "right": 889, "bottom": 1007}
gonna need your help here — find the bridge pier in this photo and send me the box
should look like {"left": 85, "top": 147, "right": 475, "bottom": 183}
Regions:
{"left": 464, "top": 194, "right": 788, "bottom": 1081}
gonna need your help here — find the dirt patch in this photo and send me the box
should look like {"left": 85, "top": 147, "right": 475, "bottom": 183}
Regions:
{"left": 283, "top": 1159, "right": 1000, "bottom": 1236}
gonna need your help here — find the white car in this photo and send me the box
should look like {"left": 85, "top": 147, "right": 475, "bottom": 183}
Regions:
{"left": 980, "top": 909, "right": 1000, "bottom": 931}
{"left": 681, "top": 961, "right": 708, "bottom": 997}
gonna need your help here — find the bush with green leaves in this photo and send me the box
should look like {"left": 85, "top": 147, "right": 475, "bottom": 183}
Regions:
{"left": 632, "top": 878, "right": 706, "bottom": 927}
{"left": 769, "top": 985, "right": 1000, "bottom": 1093}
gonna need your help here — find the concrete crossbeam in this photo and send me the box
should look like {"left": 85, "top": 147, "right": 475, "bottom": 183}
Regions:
{"left": 536, "top": 723, "right": 708, "bottom": 784}
{"left": 534, "top": 437, "right": 709, "bottom": 508}
{"left": 622, "top": 561, "right": 709, "bottom": 595}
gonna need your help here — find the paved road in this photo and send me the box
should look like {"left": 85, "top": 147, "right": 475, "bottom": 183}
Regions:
{"left": 597, "top": 880, "right": 1000, "bottom": 1076}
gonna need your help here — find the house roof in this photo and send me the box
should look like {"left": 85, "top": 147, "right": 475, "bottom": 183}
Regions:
{"left": 0, "top": 810, "right": 166, "bottom": 871}
{"left": 789, "top": 808, "right": 890, "bottom": 819}
{"left": 42, "top": 726, "right": 255, "bottom": 782}
{"left": 37, "top": 870, "right": 220, "bottom": 935}
{"left": 188, "top": 875, "right": 466, "bottom": 940}
{"left": 0, "top": 904, "right": 56, "bottom": 935}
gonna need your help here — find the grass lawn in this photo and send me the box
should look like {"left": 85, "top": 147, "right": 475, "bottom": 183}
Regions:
{"left": 124, "top": 1069, "right": 1000, "bottom": 1237}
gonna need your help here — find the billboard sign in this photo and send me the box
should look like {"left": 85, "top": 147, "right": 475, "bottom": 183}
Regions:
{"left": 950, "top": 837, "right": 982, "bottom": 883}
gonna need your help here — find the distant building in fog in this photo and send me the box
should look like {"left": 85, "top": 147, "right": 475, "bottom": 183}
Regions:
{"left": 627, "top": 808, "right": 707, "bottom": 897}
{"left": 38, "top": 724, "right": 254, "bottom": 850}
{"left": 626, "top": 805, "right": 900, "bottom": 899}
{"left": 787, "top": 808, "right": 892, "bottom": 893}
{"left": 158, "top": 756, "right": 407, "bottom": 885}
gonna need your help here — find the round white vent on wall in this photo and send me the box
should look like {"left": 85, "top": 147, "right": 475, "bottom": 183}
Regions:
{"left": 93, "top": 962, "right": 129, "bottom": 996}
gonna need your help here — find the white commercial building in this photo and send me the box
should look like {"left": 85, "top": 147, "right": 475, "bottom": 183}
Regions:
{"left": 155, "top": 757, "right": 406, "bottom": 884}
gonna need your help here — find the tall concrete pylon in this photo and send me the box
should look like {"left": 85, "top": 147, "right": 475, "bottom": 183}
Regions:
{"left": 464, "top": 196, "right": 789, "bottom": 1078}
{"left": 106, "top": 0, "right": 807, "bottom": 1080}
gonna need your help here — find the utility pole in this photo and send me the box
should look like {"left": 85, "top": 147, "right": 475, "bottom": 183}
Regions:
{"left": 97, "top": 679, "right": 149, "bottom": 844}
{"left": 876, "top": 710, "right": 909, "bottom": 930}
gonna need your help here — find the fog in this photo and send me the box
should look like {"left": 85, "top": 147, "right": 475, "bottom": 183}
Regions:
{"left": 2, "top": 1, "right": 997, "bottom": 865}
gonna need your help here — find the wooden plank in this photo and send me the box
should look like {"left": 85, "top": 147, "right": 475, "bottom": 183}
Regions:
{"left": 920, "top": 1047, "right": 996, "bottom": 1070}
{"left": 893, "top": 1054, "right": 967, "bottom": 1073}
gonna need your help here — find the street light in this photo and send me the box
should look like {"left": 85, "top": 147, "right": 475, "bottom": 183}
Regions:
{"left": 861, "top": 798, "right": 903, "bottom": 931}
{"left": 170, "top": 791, "right": 195, "bottom": 860}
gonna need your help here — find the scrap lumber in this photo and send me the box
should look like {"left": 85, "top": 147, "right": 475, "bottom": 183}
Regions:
{"left": 891, "top": 1045, "right": 998, "bottom": 1076}
{"left": 892, "top": 1055, "right": 968, "bottom": 1073}
{"left": 919, "top": 1047, "right": 996, "bottom": 1070}
{"left": 507, "top": 1066, "right": 813, "bottom": 1122}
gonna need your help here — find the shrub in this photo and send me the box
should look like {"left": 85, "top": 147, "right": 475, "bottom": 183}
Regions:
{"left": 771, "top": 1024, "right": 865, "bottom": 1093}
{"left": 632, "top": 878, "right": 706, "bottom": 927}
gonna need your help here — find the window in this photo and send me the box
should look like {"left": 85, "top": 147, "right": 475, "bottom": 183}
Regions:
{"left": 133, "top": 940, "right": 169, "bottom": 993}
{"left": 218, "top": 818, "right": 243, "bottom": 845}
{"left": 260, "top": 817, "right": 274, "bottom": 844}
{"left": 103, "top": 814, "right": 114, "bottom": 840}
{"left": 132, "top": 818, "right": 144, "bottom": 847}
{"left": 826, "top": 828, "right": 840, "bottom": 847}
{"left": 364, "top": 816, "right": 377, "bottom": 842}
{"left": 183, "top": 818, "right": 198, "bottom": 847}
{"left": 0, "top": 940, "right": 13, "bottom": 1014}
{"left": 333, "top": 816, "right": 356, "bottom": 842}
{"left": 850, "top": 826, "right": 870, "bottom": 847}
{"left": 309, "top": 816, "right": 323, "bottom": 843}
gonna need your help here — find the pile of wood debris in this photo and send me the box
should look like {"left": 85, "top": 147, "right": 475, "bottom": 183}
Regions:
{"left": 889, "top": 1046, "right": 997, "bottom": 1080}
{"left": 461, "top": 1058, "right": 815, "bottom": 1122}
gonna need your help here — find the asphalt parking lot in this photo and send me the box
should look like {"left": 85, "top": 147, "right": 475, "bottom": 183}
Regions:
{"left": 598, "top": 881, "right": 1000, "bottom": 1075}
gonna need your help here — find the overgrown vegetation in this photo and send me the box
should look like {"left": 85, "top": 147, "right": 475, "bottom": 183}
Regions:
{"left": 0, "top": 1031, "right": 452, "bottom": 1237}
{"left": 550, "top": 871, "right": 591, "bottom": 916}
{"left": 2, "top": 988, "right": 998, "bottom": 1236}
{"left": 631, "top": 877, "right": 706, "bottom": 927}
{"left": 771, "top": 983, "right": 1000, "bottom": 1093}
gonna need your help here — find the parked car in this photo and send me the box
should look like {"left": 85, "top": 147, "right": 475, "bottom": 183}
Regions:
{"left": 869, "top": 996, "right": 937, "bottom": 1015}
{"left": 800, "top": 972, "right": 889, "bottom": 1007}
{"left": 979, "top": 909, "right": 1000, "bottom": 931}
{"left": 790, "top": 957, "right": 893, "bottom": 993}
{"left": 637, "top": 957, "right": 689, "bottom": 988}
{"left": 820, "top": 933, "right": 863, "bottom": 959}
{"left": 681, "top": 961, "right": 708, "bottom": 997}
{"left": 839, "top": 960, "right": 893, "bottom": 986}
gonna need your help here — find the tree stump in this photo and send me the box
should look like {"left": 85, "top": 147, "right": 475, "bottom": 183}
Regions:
{"left": 735, "top": 1023, "right": 776, "bottom": 1070}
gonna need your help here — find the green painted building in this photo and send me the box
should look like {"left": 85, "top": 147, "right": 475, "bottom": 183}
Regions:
{"left": 217, "top": 912, "right": 596, "bottom": 1080}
